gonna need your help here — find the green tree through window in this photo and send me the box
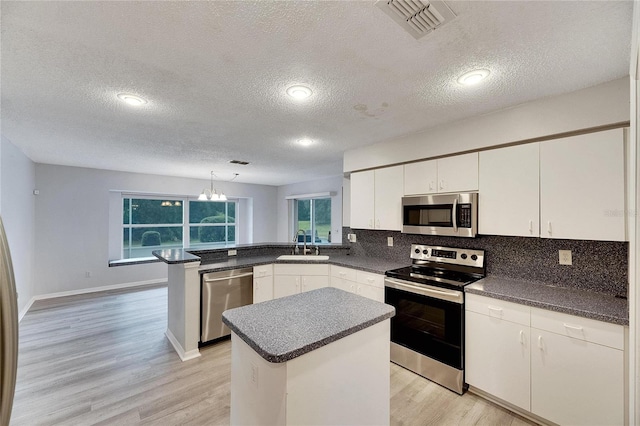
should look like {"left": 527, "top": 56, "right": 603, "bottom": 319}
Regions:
{"left": 122, "top": 196, "right": 237, "bottom": 259}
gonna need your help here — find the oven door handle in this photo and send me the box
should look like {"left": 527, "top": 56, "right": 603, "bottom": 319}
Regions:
{"left": 452, "top": 198, "right": 458, "bottom": 232}
{"left": 384, "top": 278, "right": 463, "bottom": 304}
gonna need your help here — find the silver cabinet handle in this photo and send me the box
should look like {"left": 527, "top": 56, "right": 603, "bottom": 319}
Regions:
{"left": 563, "top": 323, "right": 584, "bottom": 331}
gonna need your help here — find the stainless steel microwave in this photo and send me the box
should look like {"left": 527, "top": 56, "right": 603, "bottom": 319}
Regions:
{"left": 402, "top": 192, "right": 478, "bottom": 238}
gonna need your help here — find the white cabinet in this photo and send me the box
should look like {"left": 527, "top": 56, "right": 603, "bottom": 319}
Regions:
{"left": 530, "top": 308, "right": 624, "bottom": 426}
{"left": 330, "top": 266, "right": 384, "bottom": 302}
{"left": 465, "top": 294, "right": 531, "bottom": 411}
{"left": 253, "top": 264, "right": 274, "bottom": 304}
{"left": 540, "top": 128, "right": 625, "bottom": 241}
{"left": 350, "top": 166, "right": 403, "bottom": 231}
{"left": 273, "top": 264, "right": 330, "bottom": 300}
{"left": 404, "top": 153, "right": 478, "bottom": 195}
{"left": 465, "top": 294, "right": 625, "bottom": 425}
{"left": 350, "top": 170, "right": 375, "bottom": 229}
{"left": 479, "top": 144, "right": 539, "bottom": 237}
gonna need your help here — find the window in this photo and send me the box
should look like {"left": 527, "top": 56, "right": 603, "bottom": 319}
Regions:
{"left": 121, "top": 196, "right": 237, "bottom": 259}
{"left": 293, "top": 198, "right": 331, "bottom": 244}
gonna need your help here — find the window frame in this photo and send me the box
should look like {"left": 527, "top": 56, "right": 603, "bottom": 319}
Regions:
{"left": 291, "top": 196, "right": 332, "bottom": 245}
{"left": 120, "top": 193, "right": 239, "bottom": 260}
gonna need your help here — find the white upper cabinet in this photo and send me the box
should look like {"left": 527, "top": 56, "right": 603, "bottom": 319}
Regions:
{"left": 350, "top": 166, "right": 403, "bottom": 231}
{"left": 404, "top": 160, "right": 437, "bottom": 195}
{"left": 404, "top": 153, "right": 478, "bottom": 195}
{"left": 350, "top": 170, "right": 375, "bottom": 229}
{"left": 540, "top": 128, "right": 625, "bottom": 241}
{"left": 437, "top": 153, "right": 479, "bottom": 193}
{"left": 479, "top": 143, "right": 540, "bottom": 237}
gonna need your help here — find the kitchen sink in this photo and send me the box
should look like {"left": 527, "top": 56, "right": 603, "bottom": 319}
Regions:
{"left": 277, "top": 255, "right": 330, "bottom": 261}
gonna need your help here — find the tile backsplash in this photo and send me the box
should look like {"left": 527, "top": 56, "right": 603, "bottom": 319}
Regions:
{"left": 343, "top": 227, "right": 628, "bottom": 297}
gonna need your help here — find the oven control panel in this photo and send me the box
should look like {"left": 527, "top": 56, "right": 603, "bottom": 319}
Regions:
{"left": 410, "top": 244, "right": 484, "bottom": 268}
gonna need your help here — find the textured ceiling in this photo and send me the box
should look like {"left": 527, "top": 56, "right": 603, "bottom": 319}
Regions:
{"left": 0, "top": 1, "right": 633, "bottom": 186}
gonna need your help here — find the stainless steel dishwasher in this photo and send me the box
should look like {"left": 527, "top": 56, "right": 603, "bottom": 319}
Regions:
{"left": 201, "top": 267, "right": 253, "bottom": 345}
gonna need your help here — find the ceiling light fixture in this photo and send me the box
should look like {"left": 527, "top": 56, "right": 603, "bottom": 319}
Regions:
{"left": 286, "top": 85, "right": 313, "bottom": 100}
{"left": 198, "top": 171, "right": 239, "bottom": 201}
{"left": 117, "top": 93, "right": 147, "bottom": 106}
{"left": 297, "top": 138, "right": 314, "bottom": 147}
{"left": 457, "top": 69, "right": 490, "bottom": 86}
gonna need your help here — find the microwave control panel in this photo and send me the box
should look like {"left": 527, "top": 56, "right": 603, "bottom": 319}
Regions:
{"left": 457, "top": 204, "right": 472, "bottom": 228}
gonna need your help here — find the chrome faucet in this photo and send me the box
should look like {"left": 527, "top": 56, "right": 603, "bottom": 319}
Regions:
{"left": 296, "top": 229, "right": 311, "bottom": 255}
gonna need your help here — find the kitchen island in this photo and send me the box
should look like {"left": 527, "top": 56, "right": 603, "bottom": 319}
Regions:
{"left": 222, "top": 287, "right": 395, "bottom": 426}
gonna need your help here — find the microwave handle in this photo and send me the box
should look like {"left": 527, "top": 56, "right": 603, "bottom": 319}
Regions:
{"left": 452, "top": 198, "right": 458, "bottom": 232}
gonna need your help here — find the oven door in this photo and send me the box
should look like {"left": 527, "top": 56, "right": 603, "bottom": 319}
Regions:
{"left": 384, "top": 278, "right": 464, "bottom": 370}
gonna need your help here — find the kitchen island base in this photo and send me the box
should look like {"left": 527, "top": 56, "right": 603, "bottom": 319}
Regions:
{"left": 230, "top": 320, "right": 390, "bottom": 426}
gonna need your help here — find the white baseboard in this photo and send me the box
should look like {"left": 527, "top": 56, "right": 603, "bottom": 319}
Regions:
{"left": 19, "top": 278, "right": 167, "bottom": 322}
{"left": 165, "top": 328, "right": 201, "bottom": 362}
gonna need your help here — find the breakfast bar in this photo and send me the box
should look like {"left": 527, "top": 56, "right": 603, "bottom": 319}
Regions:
{"left": 222, "top": 287, "right": 395, "bottom": 426}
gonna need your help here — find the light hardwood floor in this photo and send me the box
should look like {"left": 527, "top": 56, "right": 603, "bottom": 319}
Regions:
{"left": 11, "top": 286, "right": 534, "bottom": 426}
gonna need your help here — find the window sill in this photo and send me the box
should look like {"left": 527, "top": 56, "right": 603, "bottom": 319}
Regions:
{"left": 108, "top": 257, "right": 163, "bottom": 267}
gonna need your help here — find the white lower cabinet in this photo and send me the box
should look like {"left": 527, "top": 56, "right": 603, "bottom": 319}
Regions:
{"left": 465, "top": 295, "right": 531, "bottom": 411}
{"left": 530, "top": 308, "right": 624, "bottom": 426}
{"left": 330, "top": 266, "right": 384, "bottom": 302}
{"left": 253, "top": 264, "right": 274, "bottom": 304}
{"left": 465, "top": 294, "right": 625, "bottom": 425}
{"left": 273, "top": 264, "right": 329, "bottom": 300}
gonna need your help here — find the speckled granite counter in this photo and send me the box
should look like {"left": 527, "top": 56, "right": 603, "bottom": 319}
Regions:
{"left": 197, "top": 254, "right": 407, "bottom": 275}
{"left": 222, "top": 287, "right": 395, "bottom": 363}
{"left": 466, "top": 276, "right": 628, "bottom": 325}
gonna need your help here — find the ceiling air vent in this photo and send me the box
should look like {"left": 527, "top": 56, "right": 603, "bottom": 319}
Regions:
{"left": 375, "top": 0, "right": 456, "bottom": 40}
{"left": 229, "top": 160, "right": 250, "bottom": 165}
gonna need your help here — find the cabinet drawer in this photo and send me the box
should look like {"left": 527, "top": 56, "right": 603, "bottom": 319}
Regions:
{"left": 331, "top": 265, "right": 357, "bottom": 282}
{"left": 531, "top": 307, "right": 624, "bottom": 350}
{"left": 466, "top": 294, "right": 530, "bottom": 326}
{"left": 274, "top": 264, "right": 329, "bottom": 276}
{"left": 253, "top": 264, "right": 273, "bottom": 278}
{"left": 356, "top": 271, "right": 384, "bottom": 288}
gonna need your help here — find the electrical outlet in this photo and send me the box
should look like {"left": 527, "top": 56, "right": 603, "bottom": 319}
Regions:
{"left": 228, "top": 249, "right": 237, "bottom": 256}
{"left": 387, "top": 237, "right": 393, "bottom": 247}
{"left": 559, "top": 250, "right": 572, "bottom": 265}
{"left": 350, "top": 233, "right": 357, "bottom": 243}
{"left": 85, "top": 271, "right": 91, "bottom": 278}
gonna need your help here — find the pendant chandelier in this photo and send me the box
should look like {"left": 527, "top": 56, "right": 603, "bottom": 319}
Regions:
{"left": 198, "top": 171, "right": 238, "bottom": 201}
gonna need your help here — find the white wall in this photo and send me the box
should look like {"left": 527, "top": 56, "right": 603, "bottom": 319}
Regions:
{"left": 1, "top": 136, "right": 36, "bottom": 314}
{"left": 344, "top": 77, "right": 630, "bottom": 172}
{"left": 276, "top": 176, "right": 343, "bottom": 243}
{"left": 34, "top": 164, "right": 278, "bottom": 295}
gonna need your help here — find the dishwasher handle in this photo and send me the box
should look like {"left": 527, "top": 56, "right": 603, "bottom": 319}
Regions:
{"left": 203, "top": 272, "right": 254, "bottom": 283}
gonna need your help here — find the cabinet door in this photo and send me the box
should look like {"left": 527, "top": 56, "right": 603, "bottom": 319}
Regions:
{"left": 465, "top": 311, "right": 530, "bottom": 411}
{"left": 479, "top": 144, "right": 539, "bottom": 237}
{"left": 253, "top": 276, "right": 273, "bottom": 304}
{"left": 356, "top": 283, "right": 384, "bottom": 302}
{"left": 437, "top": 153, "right": 478, "bottom": 193}
{"left": 350, "top": 170, "right": 375, "bottom": 229}
{"left": 273, "top": 276, "right": 300, "bottom": 299}
{"left": 540, "top": 129, "right": 625, "bottom": 241}
{"left": 531, "top": 328, "right": 624, "bottom": 426}
{"left": 374, "top": 166, "right": 404, "bottom": 231}
{"left": 301, "top": 275, "right": 329, "bottom": 293}
{"left": 331, "top": 276, "right": 356, "bottom": 294}
{"left": 404, "top": 160, "right": 437, "bottom": 195}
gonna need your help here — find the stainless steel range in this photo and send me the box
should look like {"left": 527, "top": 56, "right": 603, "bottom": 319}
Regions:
{"left": 384, "top": 244, "right": 485, "bottom": 394}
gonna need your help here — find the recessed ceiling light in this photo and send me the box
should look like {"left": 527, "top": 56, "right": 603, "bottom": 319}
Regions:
{"left": 286, "top": 85, "right": 313, "bottom": 100}
{"left": 297, "top": 138, "right": 314, "bottom": 146}
{"left": 117, "top": 93, "right": 147, "bottom": 106}
{"left": 457, "top": 69, "right": 490, "bottom": 86}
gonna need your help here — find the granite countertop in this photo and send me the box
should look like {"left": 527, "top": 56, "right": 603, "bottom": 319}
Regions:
{"left": 466, "top": 276, "right": 628, "bottom": 325}
{"left": 221, "top": 287, "right": 395, "bottom": 363}
{"left": 197, "top": 254, "right": 407, "bottom": 275}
